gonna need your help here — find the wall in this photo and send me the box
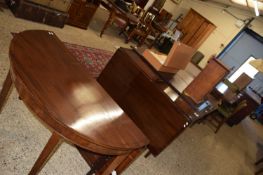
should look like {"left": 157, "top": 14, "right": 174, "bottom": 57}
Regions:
{"left": 160, "top": 0, "right": 263, "bottom": 68}
{"left": 218, "top": 31, "right": 263, "bottom": 97}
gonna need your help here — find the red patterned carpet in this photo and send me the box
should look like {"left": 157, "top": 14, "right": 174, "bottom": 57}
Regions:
{"left": 64, "top": 42, "right": 113, "bottom": 78}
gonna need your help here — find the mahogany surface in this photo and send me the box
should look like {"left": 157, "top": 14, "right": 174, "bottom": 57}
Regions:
{"left": 1, "top": 30, "right": 148, "bottom": 174}
{"left": 183, "top": 59, "right": 230, "bottom": 104}
{"left": 98, "top": 48, "right": 189, "bottom": 156}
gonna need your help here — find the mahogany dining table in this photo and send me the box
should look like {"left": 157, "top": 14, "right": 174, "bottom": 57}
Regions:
{"left": 0, "top": 30, "right": 149, "bottom": 175}
{"left": 99, "top": 0, "right": 140, "bottom": 37}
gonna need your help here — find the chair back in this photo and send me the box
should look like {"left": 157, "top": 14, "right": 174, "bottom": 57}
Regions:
{"left": 155, "top": 9, "right": 172, "bottom": 25}
{"left": 136, "top": 11, "right": 155, "bottom": 33}
{"left": 233, "top": 73, "right": 253, "bottom": 91}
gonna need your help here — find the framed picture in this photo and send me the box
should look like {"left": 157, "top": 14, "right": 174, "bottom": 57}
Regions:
{"left": 171, "top": 0, "right": 182, "bottom": 4}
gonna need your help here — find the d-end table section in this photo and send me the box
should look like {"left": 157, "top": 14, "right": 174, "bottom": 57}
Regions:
{"left": 0, "top": 30, "right": 149, "bottom": 175}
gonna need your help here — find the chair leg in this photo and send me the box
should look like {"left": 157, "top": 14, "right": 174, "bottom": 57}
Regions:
{"left": 215, "top": 117, "right": 226, "bottom": 133}
{"left": 0, "top": 71, "right": 13, "bottom": 114}
{"left": 144, "top": 150, "right": 151, "bottom": 158}
{"left": 126, "top": 30, "right": 137, "bottom": 43}
{"left": 119, "top": 23, "right": 128, "bottom": 36}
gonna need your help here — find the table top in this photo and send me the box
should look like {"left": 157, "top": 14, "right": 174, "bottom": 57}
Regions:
{"left": 9, "top": 30, "right": 148, "bottom": 155}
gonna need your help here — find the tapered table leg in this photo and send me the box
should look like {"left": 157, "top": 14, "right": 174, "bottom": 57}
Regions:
{"left": 0, "top": 71, "right": 13, "bottom": 113}
{"left": 97, "top": 154, "right": 128, "bottom": 175}
{"left": 29, "top": 132, "right": 61, "bottom": 175}
{"left": 100, "top": 11, "right": 115, "bottom": 37}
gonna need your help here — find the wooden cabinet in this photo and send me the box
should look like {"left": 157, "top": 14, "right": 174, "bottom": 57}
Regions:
{"left": 176, "top": 8, "right": 216, "bottom": 49}
{"left": 98, "top": 48, "right": 188, "bottom": 156}
{"left": 183, "top": 58, "right": 229, "bottom": 104}
{"left": 67, "top": 0, "right": 99, "bottom": 29}
{"left": 6, "top": 0, "right": 69, "bottom": 28}
{"left": 27, "top": 0, "right": 72, "bottom": 12}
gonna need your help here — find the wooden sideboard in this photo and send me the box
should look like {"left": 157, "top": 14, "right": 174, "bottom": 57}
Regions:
{"left": 98, "top": 48, "right": 189, "bottom": 156}
{"left": 1, "top": 30, "right": 149, "bottom": 174}
{"left": 67, "top": 0, "right": 100, "bottom": 29}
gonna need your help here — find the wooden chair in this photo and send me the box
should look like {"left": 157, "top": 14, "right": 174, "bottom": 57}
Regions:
{"left": 204, "top": 99, "right": 247, "bottom": 133}
{"left": 124, "top": 11, "right": 155, "bottom": 46}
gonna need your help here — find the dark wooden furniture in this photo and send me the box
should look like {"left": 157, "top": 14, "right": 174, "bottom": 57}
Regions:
{"left": 255, "top": 156, "right": 263, "bottom": 175}
{"left": 176, "top": 8, "right": 216, "bottom": 49}
{"left": 146, "top": 20, "right": 168, "bottom": 47}
{"left": 27, "top": 0, "right": 72, "bottom": 12}
{"left": 184, "top": 58, "right": 230, "bottom": 104}
{"left": 226, "top": 89, "right": 260, "bottom": 126}
{"left": 0, "top": 30, "right": 148, "bottom": 174}
{"left": 6, "top": 0, "right": 69, "bottom": 28}
{"left": 211, "top": 74, "right": 257, "bottom": 126}
{"left": 147, "top": 0, "right": 165, "bottom": 16}
{"left": 134, "top": 0, "right": 148, "bottom": 8}
{"left": 98, "top": 48, "right": 189, "bottom": 156}
{"left": 100, "top": 0, "right": 139, "bottom": 37}
{"left": 67, "top": 0, "right": 100, "bottom": 29}
{"left": 205, "top": 99, "right": 247, "bottom": 133}
{"left": 124, "top": 11, "right": 155, "bottom": 46}
{"left": 174, "top": 95, "right": 220, "bottom": 127}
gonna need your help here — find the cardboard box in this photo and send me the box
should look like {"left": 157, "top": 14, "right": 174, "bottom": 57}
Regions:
{"left": 143, "top": 42, "right": 196, "bottom": 73}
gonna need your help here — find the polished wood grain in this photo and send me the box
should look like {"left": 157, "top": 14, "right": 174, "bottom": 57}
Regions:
{"left": 3, "top": 30, "right": 149, "bottom": 174}
{"left": 183, "top": 58, "right": 229, "bottom": 104}
{"left": 98, "top": 48, "right": 189, "bottom": 156}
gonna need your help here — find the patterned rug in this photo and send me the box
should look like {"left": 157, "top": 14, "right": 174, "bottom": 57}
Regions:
{"left": 64, "top": 42, "right": 114, "bottom": 78}
{"left": 10, "top": 32, "right": 113, "bottom": 78}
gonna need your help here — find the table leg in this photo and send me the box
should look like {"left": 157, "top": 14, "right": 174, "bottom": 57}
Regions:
{"left": 115, "top": 149, "right": 144, "bottom": 173}
{"left": 0, "top": 71, "right": 13, "bottom": 113}
{"left": 29, "top": 132, "right": 62, "bottom": 175}
{"left": 119, "top": 21, "right": 129, "bottom": 36}
{"left": 100, "top": 11, "right": 115, "bottom": 37}
{"left": 144, "top": 150, "right": 151, "bottom": 158}
{"left": 97, "top": 154, "right": 128, "bottom": 175}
